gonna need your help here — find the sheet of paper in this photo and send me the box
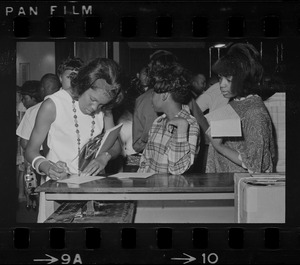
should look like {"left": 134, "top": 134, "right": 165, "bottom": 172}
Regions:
{"left": 95, "top": 123, "right": 123, "bottom": 157}
{"left": 205, "top": 104, "right": 239, "bottom": 122}
{"left": 210, "top": 119, "right": 241, "bottom": 137}
{"left": 57, "top": 174, "right": 105, "bottom": 184}
{"left": 205, "top": 104, "right": 242, "bottom": 137}
{"left": 108, "top": 173, "right": 154, "bottom": 179}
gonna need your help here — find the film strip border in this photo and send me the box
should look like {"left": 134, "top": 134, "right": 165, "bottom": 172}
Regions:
{"left": 0, "top": 1, "right": 299, "bottom": 39}
{"left": 0, "top": 226, "right": 299, "bottom": 263}
{"left": 1, "top": 1, "right": 300, "bottom": 263}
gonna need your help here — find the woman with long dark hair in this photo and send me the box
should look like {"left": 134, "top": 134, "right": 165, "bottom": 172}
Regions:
{"left": 206, "top": 43, "right": 276, "bottom": 173}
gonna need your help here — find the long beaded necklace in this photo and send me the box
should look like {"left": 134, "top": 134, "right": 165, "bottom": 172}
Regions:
{"left": 72, "top": 99, "right": 95, "bottom": 175}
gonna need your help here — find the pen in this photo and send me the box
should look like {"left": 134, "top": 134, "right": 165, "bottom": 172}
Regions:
{"left": 49, "top": 160, "right": 72, "bottom": 175}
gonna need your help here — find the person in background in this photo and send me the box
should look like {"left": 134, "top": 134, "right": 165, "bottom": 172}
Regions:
{"left": 16, "top": 86, "right": 26, "bottom": 121}
{"left": 57, "top": 57, "right": 84, "bottom": 92}
{"left": 132, "top": 51, "right": 178, "bottom": 154}
{"left": 138, "top": 63, "right": 200, "bottom": 174}
{"left": 39, "top": 73, "right": 61, "bottom": 100}
{"left": 16, "top": 86, "right": 27, "bottom": 202}
{"left": 16, "top": 81, "right": 42, "bottom": 201}
{"left": 16, "top": 74, "right": 61, "bottom": 205}
{"left": 19, "top": 80, "right": 42, "bottom": 109}
{"left": 196, "top": 76, "right": 229, "bottom": 114}
{"left": 128, "top": 66, "right": 150, "bottom": 97}
{"left": 17, "top": 74, "right": 61, "bottom": 152}
{"left": 112, "top": 83, "right": 138, "bottom": 172}
{"left": 207, "top": 75, "right": 219, "bottom": 88}
{"left": 137, "top": 66, "right": 150, "bottom": 92}
{"left": 132, "top": 50, "right": 208, "bottom": 159}
{"left": 191, "top": 73, "right": 206, "bottom": 98}
{"left": 205, "top": 43, "right": 276, "bottom": 173}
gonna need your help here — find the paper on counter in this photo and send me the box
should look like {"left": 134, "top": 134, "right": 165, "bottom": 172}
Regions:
{"left": 205, "top": 104, "right": 242, "bottom": 137}
{"left": 57, "top": 174, "right": 105, "bottom": 184}
{"left": 108, "top": 173, "right": 154, "bottom": 179}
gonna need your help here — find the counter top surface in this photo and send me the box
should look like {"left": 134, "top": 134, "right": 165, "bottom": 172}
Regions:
{"left": 36, "top": 173, "right": 234, "bottom": 193}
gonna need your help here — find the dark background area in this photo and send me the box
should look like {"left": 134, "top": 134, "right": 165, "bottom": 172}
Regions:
{"left": 54, "top": 40, "right": 294, "bottom": 91}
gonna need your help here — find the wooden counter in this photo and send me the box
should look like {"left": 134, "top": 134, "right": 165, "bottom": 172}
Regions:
{"left": 36, "top": 173, "right": 235, "bottom": 223}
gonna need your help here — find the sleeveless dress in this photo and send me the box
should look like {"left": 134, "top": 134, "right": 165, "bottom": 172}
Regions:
{"left": 46, "top": 89, "right": 104, "bottom": 173}
{"left": 38, "top": 90, "right": 104, "bottom": 223}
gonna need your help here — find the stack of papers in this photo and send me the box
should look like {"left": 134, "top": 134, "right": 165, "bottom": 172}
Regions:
{"left": 205, "top": 104, "right": 242, "bottom": 137}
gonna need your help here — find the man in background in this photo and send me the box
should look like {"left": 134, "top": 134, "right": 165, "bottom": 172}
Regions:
{"left": 191, "top": 73, "right": 206, "bottom": 98}
{"left": 19, "top": 80, "right": 42, "bottom": 109}
{"left": 17, "top": 74, "right": 61, "bottom": 151}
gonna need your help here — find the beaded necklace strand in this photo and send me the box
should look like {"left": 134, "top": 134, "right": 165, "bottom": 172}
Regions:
{"left": 72, "top": 99, "right": 95, "bottom": 175}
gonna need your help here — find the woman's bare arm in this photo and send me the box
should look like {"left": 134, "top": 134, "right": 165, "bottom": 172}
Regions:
{"left": 25, "top": 98, "right": 56, "bottom": 164}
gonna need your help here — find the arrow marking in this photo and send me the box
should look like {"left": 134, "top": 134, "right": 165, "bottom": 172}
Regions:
{"left": 33, "top": 254, "right": 58, "bottom": 264}
{"left": 171, "top": 253, "right": 196, "bottom": 264}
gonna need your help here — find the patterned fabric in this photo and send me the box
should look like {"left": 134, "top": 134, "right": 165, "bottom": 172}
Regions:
{"left": 133, "top": 88, "right": 206, "bottom": 154}
{"left": 206, "top": 95, "right": 275, "bottom": 173}
{"left": 138, "top": 107, "right": 200, "bottom": 175}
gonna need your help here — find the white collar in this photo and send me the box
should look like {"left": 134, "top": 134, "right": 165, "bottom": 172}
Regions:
{"left": 234, "top": 94, "right": 257, "bottom": 101}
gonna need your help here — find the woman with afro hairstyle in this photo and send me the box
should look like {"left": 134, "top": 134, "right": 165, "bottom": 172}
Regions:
{"left": 138, "top": 63, "right": 200, "bottom": 175}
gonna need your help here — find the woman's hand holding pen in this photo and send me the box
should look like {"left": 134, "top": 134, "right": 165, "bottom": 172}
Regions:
{"left": 40, "top": 160, "right": 71, "bottom": 181}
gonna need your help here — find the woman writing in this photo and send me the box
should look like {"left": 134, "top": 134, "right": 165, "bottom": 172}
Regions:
{"left": 206, "top": 43, "right": 276, "bottom": 173}
{"left": 25, "top": 58, "right": 124, "bottom": 181}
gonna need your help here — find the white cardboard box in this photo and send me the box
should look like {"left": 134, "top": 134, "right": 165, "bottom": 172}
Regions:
{"left": 234, "top": 173, "right": 285, "bottom": 223}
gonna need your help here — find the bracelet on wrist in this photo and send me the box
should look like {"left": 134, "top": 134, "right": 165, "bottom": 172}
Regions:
{"left": 31, "top": 155, "right": 46, "bottom": 170}
{"left": 35, "top": 158, "right": 48, "bottom": 175}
